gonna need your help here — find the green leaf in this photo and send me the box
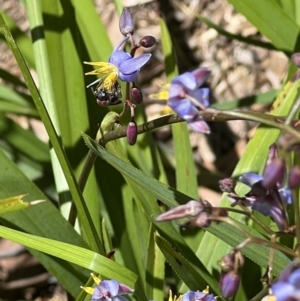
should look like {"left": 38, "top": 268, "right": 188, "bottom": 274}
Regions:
{"left": 146, "top": 225, "right": 165, "bottom": 301}
{"left": 0, "top": 11, "right": 102, "bottom": 253}
{"left": 227, "top": 0, "right": 299, "bottom": 52}
{"left": 82, "top": 134, "right": 291, "bottom": 277}
{"left": 0, "top": 225, "right": 138, "bottom": 288}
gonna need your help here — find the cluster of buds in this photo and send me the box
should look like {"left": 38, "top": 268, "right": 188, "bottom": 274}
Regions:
{"left": 219, "top": 143, "right": 299, "bottom": 231}
{"left": 84, "top": 8, "right": 156, "bottom": 145}
{"left": 218, "top": 251, "right": 244, "bottom": 298}
{"left": 155, "top": 199, "right": 227, "bottom": 228}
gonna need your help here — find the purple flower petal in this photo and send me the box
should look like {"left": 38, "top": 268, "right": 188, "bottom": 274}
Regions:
{"left": 119, "top": 71, "right": 139, "bottom": 82}
{"left": 192, "top": 68, "right": 211, "bottom": 86}
{"left": 239, "top": 173, "right": 263, "bottom": 187}
{"left": 109, "top": 50, "right": 131, "bottom": 67}
{"left": 117, "top": 283, "right": 134, "bottom": 294}
{"left": 112, "top": 296, "right": 130, "bottom": 301}
{"left": 169, "top": 98, "right": 198, "bottom": 121}
{"left": 272, "top": 282, "right": 296, "bottom": 301}
{"left": 289, "top": 269, "right": 300, "bottom": 288}
{"left": 279, "top": 188, "right": 293, "bottom": 204}
{"left": 119, "top": 54, "right": 151, "bottom": 74}
{"left": 251, "top": 196, "right": 273, "bottom": 216}
{"left": 100, "top": 280, "right": 120, "bottom": 297}
{"left": 169, "top": 83, "right": 185, "bottom": 99}
{"left": 188, "top": 119, "right": 210, "bottom": 134}
{"left": 190, "top": 87, "right": 210, "bottom": 107}
{"left": 172, "top": 72, "right": 197, "bottom": 90}
{"left": 182, "top": 291, "right": 208, "bottom": 301}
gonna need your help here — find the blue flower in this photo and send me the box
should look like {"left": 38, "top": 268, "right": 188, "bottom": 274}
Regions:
{"left": 81, "top": 274, "right": 133, "bottom": 301}
{"left": 150, "top": 68, "right": 211, "bottom": 133}
{"left": 235, "top": 172, "right": 290, "bottom": 231}
{"left": 182, "top": 290, "right": 216, "bottom": 301}
{"left": 272, "top": 261, "right": 300, "bottom": 301}
{"left": 84, "top": 36, "right": 151, "bottom": 90}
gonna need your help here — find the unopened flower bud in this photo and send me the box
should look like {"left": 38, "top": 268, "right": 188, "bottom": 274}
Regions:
{"left": 131, "top": 86, "right": 143, "bottom": 104}
{"left": 292, "top": 53, "right": 300, "bottom": 68}
{"left": 219, "top": 254, "right": 235, "bottom": 272}
{"left": 191, "top": 211, "right": 211, "bottom": 228}
{"left": 119, "top": 8, "right": 134, "bottom": 36}
{"left": 263, "top": 158, "right": 285, "bottom": 188}
{"left": 156, "top": 200, "right": 204, "bottom": 222}
{"left": 288, "top": 166, "right": 300, "bottom": 189}
{"left": 220, "top": 271, "right": 240, "bottom": 298}
{"left": 139, "top": 35, "right": 156, "bottom": 48}
{"left": 219, "top": 178, "right": 236, "bottom": 193}
{"left": 126, "top": 121, "right": 138, "bottom": 145}
{"left": 267, "top": 143, "right": 278, "bottom": 163}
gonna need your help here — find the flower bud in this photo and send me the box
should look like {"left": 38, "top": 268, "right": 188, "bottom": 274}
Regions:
{"left": 119, "top": 8, "right": 134, "bottom": 36}
{"left": 219, "top": 254, "right": 235, "bottom": 272}
{"left": 263, "top": 158, "right": 286, "bottom": 188}
{"left": 220, "top": 271, "right": 240, "bottom": 298}
{"left": 266, "top": 143, "right": 278, "bottom": 163}
{"left": 139, "top": 35, "right": 156, "bottom": 48}
{"left": 156, "top": 200, "right": 204, "bottom": 222}
{"left": 131, "top": 86, "right": 143, "bottom": 104}
{"left": 219, "top": 178, "right": 236, "bottom": 193}
{"left": 292, "top": 53, "right": 300, "bottom": 68}
{"left": 126, "top": 121, "right": 138, "bottom": 145}
{"left": 288, "top": 166, "right": 300, "bottom": 189}
{"left": 191, "top": 211, "right": 211, "bottom": 228}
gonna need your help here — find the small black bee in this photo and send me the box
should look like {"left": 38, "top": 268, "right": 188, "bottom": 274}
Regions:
{"left": 87, "top": 79, "right": 122, "bottom": 106}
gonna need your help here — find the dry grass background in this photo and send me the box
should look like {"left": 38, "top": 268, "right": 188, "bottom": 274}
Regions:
{"left": 0, "top": 0, "right": 289, "bottom": 299}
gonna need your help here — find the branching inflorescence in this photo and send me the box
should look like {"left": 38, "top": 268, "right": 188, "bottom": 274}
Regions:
{"left": 81, "top": 6, "right": 300, "bottom": 301}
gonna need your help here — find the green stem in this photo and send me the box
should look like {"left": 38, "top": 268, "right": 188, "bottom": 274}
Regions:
{"left": 99, "top": 109, "right": 300, "bottom": 145}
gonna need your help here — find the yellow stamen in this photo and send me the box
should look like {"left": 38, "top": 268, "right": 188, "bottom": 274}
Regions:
{"left": 161, "top": 106, "right": 173, "bottom": 115}
{"left": 80, "top": 286, "right": 95, "bottom": 295}
{"left": 103, "top": 72, "right": 118, "bottom": 89}
{"left": 149, "top": 91, "right": 169, "bottom": 100}
{"left": 91, "top": 273, "right": 101, "bottom": 285}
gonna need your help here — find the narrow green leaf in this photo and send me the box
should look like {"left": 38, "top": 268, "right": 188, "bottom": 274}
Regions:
{"left": 156, "top": 236, "right": 221, "bottom": 296}
{"left": 82, "top": 135, "right": 291, "bottom": 276}
{"left": 146, "top": 225, "right": 165, "bottom": 301}
{"left": 0, "top": 12, "right": 102, "bottom": 253}
{"left": 0, "top": 225, "right": 138, "bottom": 288}
{"left": 227, "top": 0, "right": 299, "bottom": 52}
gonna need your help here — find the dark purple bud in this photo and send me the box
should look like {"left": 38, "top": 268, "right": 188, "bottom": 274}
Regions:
{"left": 263, "top": 158, "right": 286, "bottom": 188}
{"left": 220, "top": 271, "right": 240, "bottom": 298}
{"left": 288, "top": 166, "right": 300, "bottom": 189}
{"left": 219, "top": 178, "right": 236, "bottom": 193}
{"left": 219, "top": 254, "right": 235, "bottom": 272}
{"left": 139, "top": 36, "right": 156, "bottom": 48}
{"left": 119, "top": 8, "right": 134, "bottom": 36}
{"left": 126, "top": 121, "right": 138, "bottom": 145}
{"left": 190, "top": 211, "right": 211, "bottom": 228}
{"left": 131, "top": 86, "right": 143, "bottom": 104}
{"left": 292, "top": 53, "right": 300, "bottom": 68}
{"left": 156, "top": 200, "right": 204, "bottom": 222}
{"left": 267, "top": 143, "right": 278, "bottom": 163}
